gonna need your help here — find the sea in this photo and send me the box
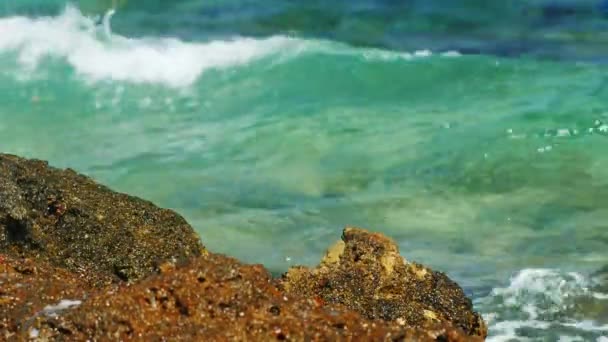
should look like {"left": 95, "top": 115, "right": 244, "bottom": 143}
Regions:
{"left": 1, "top": 1, "right": 607, "bottom": 340}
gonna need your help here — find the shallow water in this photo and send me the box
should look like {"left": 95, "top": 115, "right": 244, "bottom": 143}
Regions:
{"left": 1, "top": 2, "right": 608, "bottom": 340}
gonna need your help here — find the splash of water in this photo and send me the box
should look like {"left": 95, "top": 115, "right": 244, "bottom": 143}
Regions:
{"left": 102, "top": 8, "right": 115, "bottom": 40}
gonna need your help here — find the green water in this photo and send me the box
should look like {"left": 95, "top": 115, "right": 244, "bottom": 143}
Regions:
{"left": 1, "top": 2, "right": 608, "bottom": 340}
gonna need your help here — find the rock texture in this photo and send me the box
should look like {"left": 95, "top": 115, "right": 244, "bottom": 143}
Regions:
{"left": 22, "top": 254, "right": 481, "bottom": 341}
{"left": 0, "top": 254, "right": 89, "bottom": 339}
{"left": 0, "top": 153, "right": 487, "bottom": 341}
{"left": 0, "top": 154, "right": 204, "bottom": 285}
{"left": 280, "top": 228, "right": 487, "bottom": 337}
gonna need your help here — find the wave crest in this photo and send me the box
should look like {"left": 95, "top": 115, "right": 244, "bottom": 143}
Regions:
{"left": 0, "top": 6, "right": 457, "bottom": 88}
{"left": 0, "top": 6, "right": 299, "bottom": 87}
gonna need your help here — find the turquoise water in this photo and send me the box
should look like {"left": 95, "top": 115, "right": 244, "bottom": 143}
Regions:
{"left": 1, "top": 2, "right": 608, "bottom": 340}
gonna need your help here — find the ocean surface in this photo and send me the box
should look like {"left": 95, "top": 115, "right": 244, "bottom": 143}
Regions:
{"left": 1, "top": 1, "right": 608, "bottom": 340}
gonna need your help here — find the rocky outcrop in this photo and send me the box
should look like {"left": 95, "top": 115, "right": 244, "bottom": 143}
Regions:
{"left": 280, "top": 227, "right": 487, "bottom": 337}
{"left": 0, "top": 154, "right": 204, "bottom": 285}
{"left": 21, "top": 254, "right": 481, "bottom": 341}
{"left": 0, "top": 153, "right": 486, "bottom": 341}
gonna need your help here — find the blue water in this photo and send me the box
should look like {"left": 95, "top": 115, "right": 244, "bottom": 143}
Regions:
{"left": 1, "top": 1, "right": 608, "bottom": 340}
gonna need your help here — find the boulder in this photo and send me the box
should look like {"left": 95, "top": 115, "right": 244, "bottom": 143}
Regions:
{"left": 279, "top": 227, "right": 487, "bottom": 338}
{"left": 0, "top": 154, "right": 204, "bottom": 285}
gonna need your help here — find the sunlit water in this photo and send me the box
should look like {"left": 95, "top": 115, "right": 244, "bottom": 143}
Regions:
{"left": 1, "top": 2, "right": 608, "bottom": 340}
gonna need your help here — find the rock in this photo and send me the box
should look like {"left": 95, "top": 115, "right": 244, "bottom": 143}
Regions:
{"left": 0, "top": 153, "right": 204, "bottom": 285}
{"left": 592, "top": 265, "right": 608, "bottom": 294}
{"left": 279, "top": 227, "right": 487, "bottom": 338}
{"left": 0, "top": 154, "right": 486, "bottom": 340}
{"left": 0, "top": 254, "right": 90, "bottom": 340}
{"left": 21, "top": 254, "right": 480, "bottom": 341}
{"left": 571, "top": 266, "right": 608, "bottom": 325}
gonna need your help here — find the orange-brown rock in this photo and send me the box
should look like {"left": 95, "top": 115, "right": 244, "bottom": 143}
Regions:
{"left": 0, "top": 154, "right": 486, "bottom": 341}
{"left": 280, "top": 227, "right": 487, "bottom": 338}
{"left": 0, "top": 254, "right": 90, "bottom": 340}
{"left": 22, "top": 254, "right": 481, "bottom": 341}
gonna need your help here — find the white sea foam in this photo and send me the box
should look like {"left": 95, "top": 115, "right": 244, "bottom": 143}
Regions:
{"left": 488, "top": 269, "right": 589, "bottom": 317}
{"left": 563, "top": 320, "right": 608, "bottom": 332}
{"left": 480, "top": 269, "right": 608, "bottom": 341}
{"left": 594, "top": 292, "right": 608, "bottom": 300}
{"left": 557, "top": 337, "right": 585, "bottom": 342}
{"left": 0, "top": 6, "right": 455, "bottom": 87}
{"left": 441, "top": 50, "right": 462, "bottom": 57}
{"left": 0, "top": 6, "right": 299, "bottom": 87}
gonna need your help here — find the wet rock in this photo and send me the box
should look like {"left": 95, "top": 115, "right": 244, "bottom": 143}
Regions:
{"left": 592, "top": 265, "right": 608, "bottom": 294}
{"left": 0, "top": 153, "right": 204, "bottom": 285}
{"left": 280, "top": 227, "right": 487, "bottom": 338}
{"left": 23, "top": 254, "right": 480, "bottom": 341}
{"left": 572, "top": 266, "right": 608, "bottom": 325}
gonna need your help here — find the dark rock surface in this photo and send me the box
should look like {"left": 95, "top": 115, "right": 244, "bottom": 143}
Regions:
{"left": 280, "top": 227, "right": 487, "bottom": 338}
{"left": 0, "top": 153, "right": 486, "bottom": 341}
{"left": 0, "top": 154, "right": 204, "bottom": 285}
